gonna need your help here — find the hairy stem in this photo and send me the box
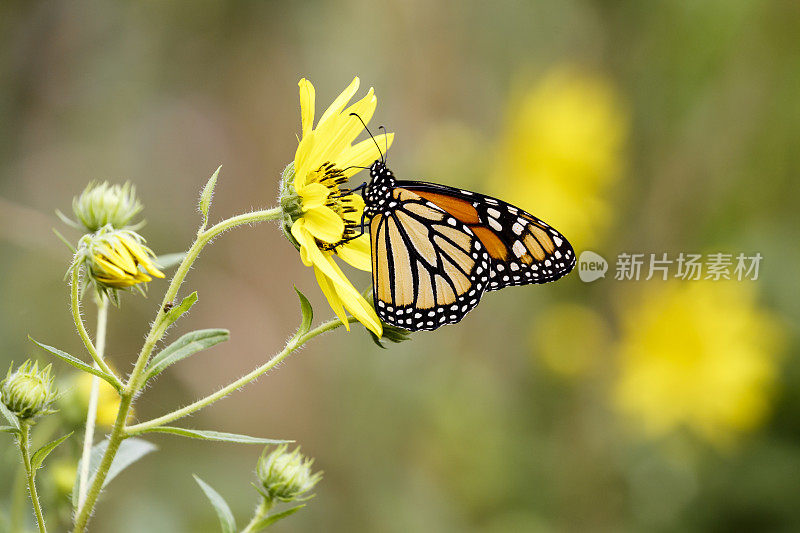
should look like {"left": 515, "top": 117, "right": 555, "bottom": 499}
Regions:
{"left": 70, "top": 269, "right": 121, "bottom": 390}
{"left": 72, "top": 207, "right": 281, "bottom": 533}
{"left": 125, "top": 316, "right": 354, "bottom": 435}
{"left": 19, "top": 423, "right": 47, "bottom": 533}
{"left": 241, "top": 498, "right": 274, "bottom": 533}
{"left": 77, "top": 295, "right": 108, "bottom": 510}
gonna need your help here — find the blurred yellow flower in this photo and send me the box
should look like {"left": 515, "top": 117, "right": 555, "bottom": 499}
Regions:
{"left": 613, "top": 282, "right": 784, "bottom": 446}
{"left": 532, "top": 303, "right": 610, "bottom": 378}
{"left": 492, "top": 66, "right": 628, "bottom": 249}
{"left": 75, "top": 372, "right": 122, "bottom": 427}
{"left": 286, "top": 77, "right": 393, "bottom": 336}
{"left": 50, "top": 459, "right": 78, "bottom": 497}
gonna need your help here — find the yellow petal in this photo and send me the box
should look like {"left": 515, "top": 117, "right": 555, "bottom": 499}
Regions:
{"left": 291, "top": 220, "right": 351, "bottom": 291}
{"left": 339, "top": 133, "right": 394, "bottom": 175}
{"left": 298, "top": 78, "right": 315, "bottom": 138}
{"left": 300, "top": 182, "right": 331, "bottom": 210}
{"left": 313, "top": 262, "right": 350, "bottom": 331}
{"left": 294, "top": 131, "right": 316, "bottom": 190}
{"left": 326, "top": 258, "right": 383, "bottom": 336}
{"left": 304, "top": 205, "right": 344, "bottom": 244}
{"left": 336, "top": 234, "right": 372, "bottom": 271}
{"left": 317, "top": 77, "right": 359, "bottom": 127}
{"left": 94, "top": 257, "right": 128, "bottom": 278}
{"left": 290, "top": 221, "right": 315, "bottom": 267}
{"left": 120, "top": 237, "right": 165, "bottom": 278}
{"left": 313, "top": 88, "right": 377, "bottom": 166}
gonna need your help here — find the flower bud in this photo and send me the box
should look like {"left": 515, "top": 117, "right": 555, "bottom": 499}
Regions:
{"left": 1, "top": 361, "right": 58, "bottom": 420}
{"left": 72, "top": 181, "right": 143, "bottom": 232}
{"left": 72, "top": 226, "right": 164, "bottom": 298}
{"left": 256, "top": 444, "right": 322, "bottom": 502}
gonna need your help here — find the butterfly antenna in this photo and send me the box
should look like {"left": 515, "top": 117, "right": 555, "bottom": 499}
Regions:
{"left": 378, "top": 125, "right": 389, "bottom": 164}
{"left": 349, "top": 112, "right": 384, "bottom": 163}
{"left": 342, "top": 164, "right": 369, "bottom": 173}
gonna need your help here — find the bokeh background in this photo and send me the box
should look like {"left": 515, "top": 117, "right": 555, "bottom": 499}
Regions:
{"left": 1, "top": 1, "right": 799, "bottom": 531}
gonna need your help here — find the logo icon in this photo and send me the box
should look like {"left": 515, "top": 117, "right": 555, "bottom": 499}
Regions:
{"left": 578, "top": 251, "right": 608, "bottom": 282}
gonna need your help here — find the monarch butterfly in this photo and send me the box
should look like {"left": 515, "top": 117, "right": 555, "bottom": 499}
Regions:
{"left": 351, "top": 116, "right": 575, "bottom": 331}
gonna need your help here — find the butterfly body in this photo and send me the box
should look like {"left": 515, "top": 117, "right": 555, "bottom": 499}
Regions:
{"left": 361, "top": 160, "right": 575, "bottom": 331}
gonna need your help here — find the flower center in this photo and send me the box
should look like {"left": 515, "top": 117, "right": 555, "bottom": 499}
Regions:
{"left": 279, "top": 162, "right": 365, "bottom": 252}
{"left": 313, "top": 163, "right": 361, "bottom": 251}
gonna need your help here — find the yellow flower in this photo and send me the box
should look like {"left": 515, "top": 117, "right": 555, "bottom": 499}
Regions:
{"left": 492, "top": 66, "right": 628, "bottom": 249}
{"left": 73, "top": 227, "right": 164, "bottom": 297}
{"left": 285, "top": 77, "right": 393, "bottom": 336}
{"left": 613, "top": 282, "right": 785, "bottom": 447}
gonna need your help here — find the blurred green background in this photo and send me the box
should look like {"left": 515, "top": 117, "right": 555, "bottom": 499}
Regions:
{"left": 1, "top": 1, "right": 799, "bottom": 531}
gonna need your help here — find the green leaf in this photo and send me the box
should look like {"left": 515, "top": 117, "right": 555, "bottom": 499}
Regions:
{"left": 193, "top": 475, "right": 236, "bottom": 533}
{"left": 155, "top": 252, "right": 186, "bottom": 270}
{"left": 29, "top": 337, "right": 121, "bottom": 392}
{"left": 31, "top": 432, "right": 73, "bottom": 471}
{"left": 199, "top": 166, "right": 221, "bottom": 223}
{"left": 0, "top": 425, "right": 19, "bottom": 434}
{"left": 0, "top": 402, "right": 20, "bottom": 431}
{"left": 294, "top": 287, "right": 313, "bottom": 338}
{"left": 73, "top": 438, "right": 157, "bottom": 507}
{"left": 248, "top": 504, "right": 306, "bottom": 530}
{"left": 134, "top": 426, "right": 291, "bottom": 445}
{"left": 146, "top": 329, "right": 229, "bottom": 380}
{"left": 160, "top": 291, "right": 198, "bottom": 331}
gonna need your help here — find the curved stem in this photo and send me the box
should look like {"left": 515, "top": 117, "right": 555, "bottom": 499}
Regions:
{"left": 77, "top": 295, "right": 109, "bottom": 510}
{"left": 70, "top": 269, "right": 121, "bottom": 390}
{"left": 125, "top": 316, "right": 355, "bottom": 435}
{"left": 18, "top": 423, "right": 47, "bottom": 533}
{"left": 72, "top": 207, "right": 281, "bottom": 533}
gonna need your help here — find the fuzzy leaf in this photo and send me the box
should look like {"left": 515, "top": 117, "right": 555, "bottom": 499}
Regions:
{"left": 0, "top": 425, "right": 19, "bottom": 434}
{"left": 29, "top": 338, "right": 121, "bottom": 391}
{"left": 294, "top": 287, "right": 313, "bottom": 338}
{"left": 155, "top": 252, "right": 186, "bottom": 270}
{"left": 0, "top": 402, "right": 20, "bottom": 431}
{"left": 73, "top": 438, "right": 157, "bottom": 507}
{"left": 160, "top": 291, "right": 198, "bottom": 331}
{"left": 134, "top": 426, "right": 291, "bottom": 445}
{"left": 146, "top": 329, "right": 229, "bottom": 380}
{"left": 199, "top": 166, "right": 221, "bottom": 223}
{"left": 31, "top": 432, "right": 73, "bottom": 471}
{"left": 248, "top": 504, "right": 306, "bottom": 530}
{"left": 193, "top": 475, "right": 236, "bottom": 533}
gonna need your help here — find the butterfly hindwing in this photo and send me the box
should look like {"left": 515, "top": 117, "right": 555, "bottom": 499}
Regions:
{"left": 370, "top": 187, "right": 491, "bottom": 331}
{"left": 399, "top": 181, "right": 576, "bottom": 291}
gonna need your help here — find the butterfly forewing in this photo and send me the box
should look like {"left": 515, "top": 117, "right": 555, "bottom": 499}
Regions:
{"left": 400, "top": 181, "right": 575, "bottom": 290}
{"left": 370, "top": 187, "right": 491, "bottom": 331}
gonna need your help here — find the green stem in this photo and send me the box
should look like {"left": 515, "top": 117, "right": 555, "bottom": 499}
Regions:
{"left": 241, "top": 498, "right": 274, "bottom": 533}
{"left": 18, "top": 422, "right": 47, "bottom": 533}
{"left": 70, "top": 269, "right": 121, "bottom": 390}
{"left": 77, "top": 295, "right": 109, "bottom": 510}
{"left": 125, "top": 316, "right": 354, "bottom": 435}
{"left": 72, "top": 207, "right": 281, "bottom": 533}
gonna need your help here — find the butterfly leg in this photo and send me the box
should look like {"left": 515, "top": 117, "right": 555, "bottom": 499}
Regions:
{"left": 334, "top": 182, "right": 367, "bottom": 198}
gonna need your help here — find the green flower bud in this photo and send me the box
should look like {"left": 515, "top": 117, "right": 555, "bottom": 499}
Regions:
{"left": 1, "top": 361, "right": 58, "bottom": 420}
{"left": 72, "top": 181, "right": 143, "bottom": 232}
{"left": 256, "top": 444, "right": 322, "bottom": 503}
{"left": 71, "top": 226, "right": 164, "bottom": 301}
